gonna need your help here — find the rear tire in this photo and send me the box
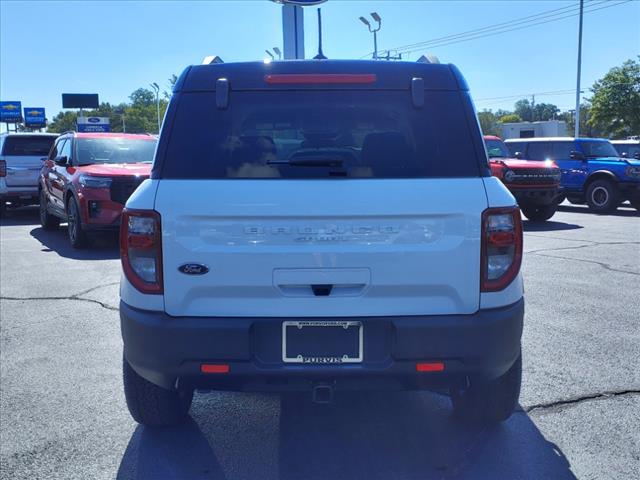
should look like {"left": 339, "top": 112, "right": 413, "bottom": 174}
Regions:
{"left": 123, "top": 357, "right": 193, "bottom": 427}
{"left": 586, "top": 179, "right": 619, "bottom": 214}
{"left": 39, "top": 190, "right": 60, "bottom": 230}
{"left": 450, "top": 353, "right": 522, "bottom": 424}
{"left": 521, "top": 204, "right": 556, "bottom": 222}
{"left": 66, "top": 197, "right": 88, "bottom": 248}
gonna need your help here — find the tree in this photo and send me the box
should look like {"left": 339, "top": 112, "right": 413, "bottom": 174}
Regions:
{"left": 129, "top": 88, "right": 155, "bottom": 107}
{"left": 533, "top": 102, "right": 560, "bottom": 121}
{"left": 477, "top": 110, "right": 500, "bottom": 136}
{"left": 48, "top": 111, "right": 78, "bottom": 133}
{"left": 499, "top": 114, "right": 522, "bottom": 123}
{"left": 564, "top": 103, "right": 602, "bottom": 138}
{"left": 588, "top": 57, "right": 640, "bottom": 138}
{"left": 514, "top": 99, "right": 533, "bottom": 122}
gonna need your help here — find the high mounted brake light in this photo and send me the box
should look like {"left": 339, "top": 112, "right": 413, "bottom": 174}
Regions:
{"left": 120, "top": 209, "right": 163, "bottom": 294}
{"left": 264, "top": 74, "right": 377, "bottom": 85}
{"left": 480, "top": 207, "right": 523, "bottom": 292}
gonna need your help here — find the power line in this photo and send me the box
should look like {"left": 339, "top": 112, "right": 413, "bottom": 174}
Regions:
{"left": 385, "top": 1, "right": 602, "bottom": 54}
{"left": 398, "top": 1, "right": 631, "bottom": 55}
{"left": 364, "top": 0, "right": 631, "bottom": 58}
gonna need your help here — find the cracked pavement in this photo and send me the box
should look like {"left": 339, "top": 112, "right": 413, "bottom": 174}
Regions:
{"left": 1, "top": 203, "right": 639, "bottom": 479}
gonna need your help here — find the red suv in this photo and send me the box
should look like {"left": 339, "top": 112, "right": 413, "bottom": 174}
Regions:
{"left": 39, "top": 132, "right": 157, "bottom": 247}
{"left": 484, "top": 135, "right": 562, "bottom": 221}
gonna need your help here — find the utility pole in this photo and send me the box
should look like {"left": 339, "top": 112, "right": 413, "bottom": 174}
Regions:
{"left": 574, "top": 0, "right": 584, "bottom": 138}
{"left": 150, "top": 83, "right": 160, "bottom": 133}
{"left": 531, "top": 94, "right": 535, "bottom": 122}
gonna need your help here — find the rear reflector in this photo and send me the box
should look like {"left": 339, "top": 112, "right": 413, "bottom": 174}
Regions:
{"left": 264, "top": 74, "right": 377, "bottom": 85}
{"left": 201, "top": 364, "right": 230, "bottom": 374}
{"left": 416, "top": 362, "right": 445, "bottom": 372}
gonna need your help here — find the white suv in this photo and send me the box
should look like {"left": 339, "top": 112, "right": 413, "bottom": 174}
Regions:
{"left": 0, "top": 132, "right": 58, "bottom": 214}
{"left": 119, "top": 60, "right": 525, "bottom": 427}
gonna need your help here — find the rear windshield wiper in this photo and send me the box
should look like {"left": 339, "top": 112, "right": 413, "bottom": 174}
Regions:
{"left": 269, "top": 155, "right": 344, "bottom": 168}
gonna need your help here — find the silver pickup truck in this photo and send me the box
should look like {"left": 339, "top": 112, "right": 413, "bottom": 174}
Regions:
{"left": 0, "top": 132, "right": 58, "bottom": 214}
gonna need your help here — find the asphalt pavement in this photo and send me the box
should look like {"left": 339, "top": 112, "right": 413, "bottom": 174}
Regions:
{"left": 1, "top": 203, "right": 639, "bottom": 480}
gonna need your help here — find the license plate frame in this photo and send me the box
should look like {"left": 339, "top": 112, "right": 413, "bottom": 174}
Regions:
{"left": 282, "top": 320, "right": 363, "bottom": 364}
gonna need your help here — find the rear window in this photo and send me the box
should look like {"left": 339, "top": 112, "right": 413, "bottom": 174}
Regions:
{"left": 1, "top": 136, "right": 56, "bottom": 156}
{"left": 485, "top": 139, "right": 510, "bottom": 158}
{"left": 160, "top": 90, "right": 481, "bottom": 179}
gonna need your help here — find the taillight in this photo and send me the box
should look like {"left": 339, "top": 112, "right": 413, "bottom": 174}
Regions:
{"left": 120, "top": 209, "right": 163, "bottom": 294}
{"left": 481, "top": 207, "right": 523, "bottom": 292}
{"left": 0, "top": 160, "right": 6, "bottom": 177}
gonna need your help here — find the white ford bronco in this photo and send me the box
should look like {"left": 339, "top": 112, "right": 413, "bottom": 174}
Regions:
{"left": 119, "top": 59, "right": 524, "bottom": 426}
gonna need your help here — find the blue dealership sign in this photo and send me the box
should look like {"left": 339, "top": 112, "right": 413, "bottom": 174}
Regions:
{"left": 0, "top": 101, "right": 23, "bottom": 123}
{"left": 77, "top": 116, "right": 110, "bottom": 132}
{"left": 24, "top": 107, "right": 46, "bottom": 128}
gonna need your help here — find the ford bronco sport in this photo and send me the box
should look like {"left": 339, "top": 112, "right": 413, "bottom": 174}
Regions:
{"left": 484, "top": 135, "right": 562, "bottom": 221}
{"left": 120, "top": 60, "right": 525, "bottom": 427}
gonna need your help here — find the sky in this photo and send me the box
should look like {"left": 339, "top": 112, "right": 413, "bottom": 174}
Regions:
{"left": 1, "top": 0, "right": 639, "bottom": 132}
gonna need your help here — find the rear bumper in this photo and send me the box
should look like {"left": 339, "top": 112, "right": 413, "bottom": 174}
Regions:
{"left": 121, "top": 298, "right": 524, "bottom": 392}
{"left": 508, "top": 185, "right": 562, "bottom": 205}
{"left": 0, "top": 181, "right": 38, "bottom": 203}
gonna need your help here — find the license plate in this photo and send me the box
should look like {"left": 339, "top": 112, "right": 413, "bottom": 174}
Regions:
{"left": 282, "top": 321, "right": 363, "bottom": 364}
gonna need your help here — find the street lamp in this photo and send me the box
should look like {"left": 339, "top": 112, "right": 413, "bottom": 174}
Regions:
{"left": 273, "top": 47, "right": 282, "bottom": 60}
{"left": 149, "top": 82, "right": 160, "bottom": 133}
{"left": 359, "top": 12, "right": 381, "bottom": 59}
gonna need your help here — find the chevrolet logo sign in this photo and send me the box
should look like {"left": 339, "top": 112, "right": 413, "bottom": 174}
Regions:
{"left": 2, "top": 104, "right": 19, "bottom": 110}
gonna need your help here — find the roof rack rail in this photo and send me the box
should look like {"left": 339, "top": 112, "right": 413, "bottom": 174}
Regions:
{"left": 417, "top": 54, "right": 440, "bottom": 64}
{"left": 202, "top": 55, "right": 224, "bottom": 65}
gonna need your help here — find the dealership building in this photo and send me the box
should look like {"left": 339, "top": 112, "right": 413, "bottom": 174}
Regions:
{"left": 501, "top": 120, "right": 568, "bottom": 139}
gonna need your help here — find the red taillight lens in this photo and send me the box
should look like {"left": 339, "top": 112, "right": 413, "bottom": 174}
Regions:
{"left": 481, "top": 207, "right": 523, "bottom": 292}
{"left": 120, "top": 209, "right": 163, "bottom": 294}
{"left": 0, "top": 160, "right": 6, "bottom": 177}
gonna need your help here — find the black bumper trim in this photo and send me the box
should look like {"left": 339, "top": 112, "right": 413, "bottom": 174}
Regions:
{"left": 121, "top": 298, "right": 524, "bottom": 391}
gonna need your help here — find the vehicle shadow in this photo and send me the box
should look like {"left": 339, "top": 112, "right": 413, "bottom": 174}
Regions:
{"left": 0, "top": 206, "right": 41, "bottom": 226}
{"left": 116, "top": 391, "right": 577, "bottom": 480}
{"left": 29, "top": 226, "right": 119, "bottom": 260}
{"left": 522, "top": 220, "right": 583, "bottom": 232}
{"left": 557, "top": 204, "right": 639, "bottom": 217}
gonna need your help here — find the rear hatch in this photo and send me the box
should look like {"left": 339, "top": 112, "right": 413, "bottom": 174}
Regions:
{"left": 152, "top": 62, "right": 489, "bottom": 317}
{"left": 1, "top": 135, "right": 56, "bottom": 187}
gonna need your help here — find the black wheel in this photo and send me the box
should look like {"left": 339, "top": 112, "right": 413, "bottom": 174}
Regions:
{"left": 123, "top": 356, "right": 193, "bottom": 427}
{"left": 586, "top": 179, "right": 620, "bottom": 214}
{"left": 520, "top": 204, "right": 557, "bottom": 222}
{"left": 66, "top": 197, "right": 88, "bottom": 248}
{"left": 39, "top": 190, "right": 60, "bottom": 230}
{"left": 450, "top": 353, "right": 522, "bottom": 424}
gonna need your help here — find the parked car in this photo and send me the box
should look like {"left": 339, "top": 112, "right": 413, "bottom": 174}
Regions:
{"left": 0, "top": 132, "right": 58, "bottom": 215}
{"left": 505, "top": 137, "right": 640, "bottom": 213}
{"left": 611, "top": 139, "right": 640, "bottom": 160}
{"left": 39, "top": 132, "right": 156, "bottom": 247}
{"left": 484, "top": 135, "right": 562, "bottom": 221}
{"left": 120, "top": 60, "right": 524, "bottom": 427}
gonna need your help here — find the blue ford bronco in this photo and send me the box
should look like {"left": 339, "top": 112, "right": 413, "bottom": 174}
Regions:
{"left": 505, "top": 137, "right": 640, "bottom": 213}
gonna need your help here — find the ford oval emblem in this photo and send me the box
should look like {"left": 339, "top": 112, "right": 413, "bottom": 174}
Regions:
{"left": 178, "top": 263, "right": 209, "bottom": 275}
{"left": 87, "top": 117, "right": 101, "bottom": 123}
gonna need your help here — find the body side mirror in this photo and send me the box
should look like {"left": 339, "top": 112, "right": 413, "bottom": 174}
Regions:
{"left": 54, "top": 155, "right": 68, "bottom": 166}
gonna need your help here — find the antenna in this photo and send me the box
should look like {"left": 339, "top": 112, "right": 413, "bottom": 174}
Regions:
{"left": 313, "top": 8, "right": 327, "bottom": 60}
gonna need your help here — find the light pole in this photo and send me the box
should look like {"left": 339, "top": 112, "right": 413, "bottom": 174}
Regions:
{"left": 359, "top": 12, "right": 381, "bottom": 59}
{"left": 273, "top": 47, "right": 282, "bottom": 60}
{"left": 150, "top": 82, "right": 160, "bottom": 133}
{"left": 574, "top": 0, "right": 584, "bottom": 138}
